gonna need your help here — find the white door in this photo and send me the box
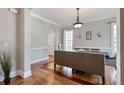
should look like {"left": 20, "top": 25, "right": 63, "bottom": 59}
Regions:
{"left": 48, "top": 31, "right": 55, "bottom": 55}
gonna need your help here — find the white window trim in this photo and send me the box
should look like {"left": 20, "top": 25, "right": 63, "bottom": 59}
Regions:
{"left": 63, "top": 30, "right": 74, "bottom": 50}
{"left": 110, "top": 22, "right": 117, "bottom": 58}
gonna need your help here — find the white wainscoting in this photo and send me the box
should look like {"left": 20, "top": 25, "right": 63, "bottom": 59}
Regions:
{"left": 74, "top": 47, "right": 112, "bottom": 57}
{"left": 31, "top": 47, "right": 49, "bottom": 64}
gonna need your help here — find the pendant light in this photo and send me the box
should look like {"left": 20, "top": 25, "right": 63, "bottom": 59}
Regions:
{"left": 73, "top": 8, "right": 83, "bottom": 29}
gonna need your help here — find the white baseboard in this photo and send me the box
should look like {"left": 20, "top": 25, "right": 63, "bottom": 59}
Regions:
{"left": 31, "top": 57, "right": 49, "bottom": 64}
{"left": 0, "top": 71, "right": 18, "bottom": 81}
{"left": 10, "top": 71, "right": 18, "bottom": 77}
{"left": 18, "top": 70, "right": 31, "bottom": 78}
{"left": 0, "top": 76, "right": 4, "bottom": 81}
{"left": 0, "top": 70, "right": 32, "bottom": 81}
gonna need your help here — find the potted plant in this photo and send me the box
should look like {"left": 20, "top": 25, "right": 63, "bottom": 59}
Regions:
{"left": 0, "top": 51, "right": 13, "bottom": 85}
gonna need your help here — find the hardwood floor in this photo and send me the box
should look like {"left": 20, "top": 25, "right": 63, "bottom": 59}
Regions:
{"left": 0, "top": 56, "right": 116, "bottom": 85}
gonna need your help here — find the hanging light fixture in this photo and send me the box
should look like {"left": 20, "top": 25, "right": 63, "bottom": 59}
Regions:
{"left": 73, "top": 8, "right": 83, "bottom": 29}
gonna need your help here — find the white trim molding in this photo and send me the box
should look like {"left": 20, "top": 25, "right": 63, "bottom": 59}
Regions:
{"left": 74, "top": 47, "right": 111, "bottom": 50}
{"left": 31, "top": 47, "right": 48, "bottom": 50}
{"left": 0, "top": 71, "right": 18, "bottom": 81}
{"left": 31, "top": 57, "right": 49, "bottom": 64}
{"left": 83, "top": 16, "right": 116, "bottom": 24}
{"left": 18, "top": 70, "right": 32, "bottom": 78}
{"left": 0, "top": 76, "right": 4, "bottom": 81}
{"left": 30, "top": 12, "right": 62, "bottom": 27}
{"left": 0, "top": 70, "right": 32, "bottom": 81}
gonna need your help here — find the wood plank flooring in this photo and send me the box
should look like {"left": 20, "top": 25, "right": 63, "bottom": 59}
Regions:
{"left": 0, "top": 56, "right": 116, "bottom": 85}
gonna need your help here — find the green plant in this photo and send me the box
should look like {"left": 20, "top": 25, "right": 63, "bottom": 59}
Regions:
{"left": 0, "top": 51, "right": 13, "bottom": 80}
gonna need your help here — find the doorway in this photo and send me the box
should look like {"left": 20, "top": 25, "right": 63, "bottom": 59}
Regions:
{"left": 48, "top": 31, "right": 55, "bottom": 56}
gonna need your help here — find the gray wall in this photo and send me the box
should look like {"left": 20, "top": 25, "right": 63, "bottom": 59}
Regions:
{"left": 31, "top": 17, "right": 48, "bottom": 48}
{"left": 31, "top": 15, "right": 62, "bottom": 62}
{"left": 0, "top": 9, "right": 16, "bottom": 53}
{"left": 0, "top": 9, "right": 16, "bottom": 78}
{"left": 73, "top": 18, "right": 115, "bottom": 48}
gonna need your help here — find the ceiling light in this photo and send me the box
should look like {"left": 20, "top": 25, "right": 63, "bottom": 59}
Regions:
{"left": 73, "top": 8, "right": 83, "bottom": 29}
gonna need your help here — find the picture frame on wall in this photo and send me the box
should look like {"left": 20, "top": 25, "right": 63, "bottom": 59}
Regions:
{"left": 86, "top": 31, "right": 92, "bottom": 40}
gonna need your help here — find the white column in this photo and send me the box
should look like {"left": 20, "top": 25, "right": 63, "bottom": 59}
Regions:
{"left": 16, "top": 8, "right": 31, "bottom": 78}
{"left": 117, "top": 8, "right": 124, "bottom": 84}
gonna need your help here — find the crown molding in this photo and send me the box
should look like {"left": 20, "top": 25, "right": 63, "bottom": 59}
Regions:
{"left": 30, "top": 12, "right": 62, "bottom": 27}
{"left": 83, "top": 16, "right": 116, "bottom": 24}
{"left": 62, "top": 16, "right": 116, "bottom": 29}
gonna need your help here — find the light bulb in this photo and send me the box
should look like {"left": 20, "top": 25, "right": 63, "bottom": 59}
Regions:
{"left": 74, "top": 23, "right": 82, "bottom": 29}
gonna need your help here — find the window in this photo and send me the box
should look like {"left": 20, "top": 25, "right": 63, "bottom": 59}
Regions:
{"left": 110, "top": 23, "right": 117, "bottom": 57}
{"left": 64, "top": 30, "right": 73, "bottom": 50}
{"left": 113, "top": 23, "right": 117, "bottom": 53}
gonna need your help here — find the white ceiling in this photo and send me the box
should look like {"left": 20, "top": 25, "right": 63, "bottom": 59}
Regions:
{"left": 31, "top": 8, "right": 117, "bottom": 27}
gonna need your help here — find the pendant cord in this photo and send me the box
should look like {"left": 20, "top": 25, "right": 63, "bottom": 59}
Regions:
{"left": 77, "top": 8, "right": 79, "bottom": 22}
